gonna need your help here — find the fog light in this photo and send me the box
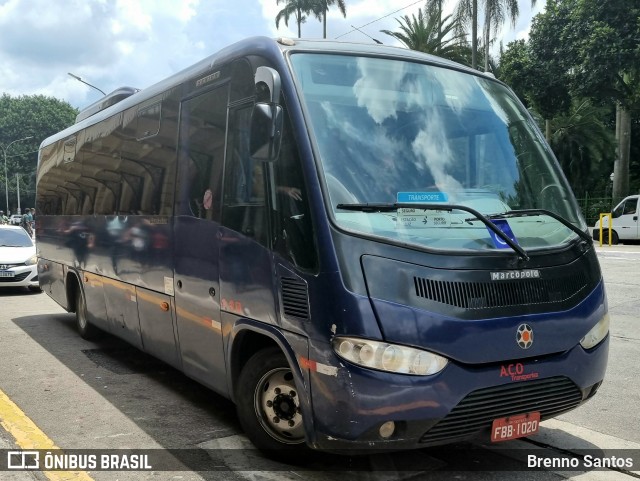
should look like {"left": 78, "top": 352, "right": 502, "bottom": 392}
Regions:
{"left": 379, "top": 421, "right": 396, "bottom": 439}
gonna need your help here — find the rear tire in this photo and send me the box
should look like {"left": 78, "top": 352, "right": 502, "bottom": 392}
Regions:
{"left": 602, "top": 230, "right": 619, "bottom": 245}
{"left": 75, "top": 288, "right": 100, "bottom": 340}
{"left": 236, "top": 347, "right": 306, "bottom": 452}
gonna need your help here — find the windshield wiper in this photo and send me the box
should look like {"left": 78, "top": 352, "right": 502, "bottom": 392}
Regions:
{"left": 473, "top": 209, "right": 592, "bottom": 243}
{"left": 336, "top": 202, "right": 530, "bottom": 261}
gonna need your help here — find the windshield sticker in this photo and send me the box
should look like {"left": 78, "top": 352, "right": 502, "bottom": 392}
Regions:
{"left": 397, "top": 192, "right": 449, "bottom": 203}
{"left": 397, "top": 208, "right": 451, "bottom": 229}
{"left": 487, "top": 219, "right": 519, "bottom": 249}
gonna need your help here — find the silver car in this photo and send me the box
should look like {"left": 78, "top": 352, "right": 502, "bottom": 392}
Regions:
{"left": 0, "top": 225, "right": 39, "bottom": 291}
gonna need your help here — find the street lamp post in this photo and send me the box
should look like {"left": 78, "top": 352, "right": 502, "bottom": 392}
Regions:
{"left": 67, "top": 73, "right": 106, "bottom": 96}
{"left": 1, "top": 136, "right": 33, "bottom": 214}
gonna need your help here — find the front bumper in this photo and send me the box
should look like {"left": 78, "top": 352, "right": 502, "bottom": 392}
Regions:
{"left": 0, "top": 265, "right": 38, "bottom": 288}
{"left": 306, "top": 335, "right": 608, "bottom": 451}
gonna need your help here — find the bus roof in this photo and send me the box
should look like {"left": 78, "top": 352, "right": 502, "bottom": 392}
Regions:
{"left": 40, "top": 36, "right": 485, "bottom": 150}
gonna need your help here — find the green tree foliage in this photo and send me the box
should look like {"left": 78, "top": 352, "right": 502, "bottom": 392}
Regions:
{"left": 557, "top": 0, "right": 640, "bottom": 109}
{"left": 525, "top": 3, "right": 576, "bottom": 119}
{"left": 526, "top": 0, "right": 639, "bottom": 198}
{"left": 0, "top": 94, "right": 77, "bottom": 213}
{"left": 497, "top": 40, "right": 532, "bottom": 104}
{"left": 499, "top": 36, "right": 571, "bottom": 125}
{"left": 548, "top": 100, "right": 615, "bottom": 197}
{"left": 381, "top": 9, "right": 469, "bottom": 64}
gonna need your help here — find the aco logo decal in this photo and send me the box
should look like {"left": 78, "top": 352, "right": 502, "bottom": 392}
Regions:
{"left": 516, "top": 323, "right": 534, "bottom": 349}
{"left": 500, "top": 362, "right": 539, "bottom": 382}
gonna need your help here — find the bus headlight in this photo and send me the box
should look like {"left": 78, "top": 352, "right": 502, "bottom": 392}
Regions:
{"left": 580, "top": 313, "right": 610, "bottom": 350}
{"left": 332, "top": 337, "right": 448, "bottom": 375}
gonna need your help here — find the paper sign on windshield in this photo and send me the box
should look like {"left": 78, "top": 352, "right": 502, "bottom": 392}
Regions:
{"left": 396, "top": 207, "right": 451, "bottom": 228}
{"left": 396, "top": 192, "right": 450, "bottom": 229}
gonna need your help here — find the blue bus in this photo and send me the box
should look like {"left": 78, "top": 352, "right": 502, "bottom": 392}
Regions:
{"left": 36, "top": 37, "right": 608, "bottom": 452}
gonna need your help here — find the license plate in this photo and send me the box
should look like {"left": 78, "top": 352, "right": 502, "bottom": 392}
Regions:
{"left": 0, "top": 271, "right": 15, "bottom": 278}
{"left": 491, "top": 411, "right": 540, "bottom": 442}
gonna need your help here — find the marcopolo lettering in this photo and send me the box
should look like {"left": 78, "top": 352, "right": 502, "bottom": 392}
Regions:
{"left": 490, "top": 269, "right": 540, "bottom": 281}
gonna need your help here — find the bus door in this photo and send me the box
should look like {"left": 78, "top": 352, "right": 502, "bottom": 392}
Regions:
{"left": 173, "top": 85, "right": 227, "bottom": 394}
{"left": 218, "top": 101, "right": 277, "bottom": 331}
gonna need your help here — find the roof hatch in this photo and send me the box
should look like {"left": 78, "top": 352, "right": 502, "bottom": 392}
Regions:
{"left": 75, "top": 86, "right": 140, "bottom": 123}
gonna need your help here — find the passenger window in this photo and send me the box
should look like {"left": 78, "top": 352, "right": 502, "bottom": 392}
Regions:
{"left": 176, "top": 86, "right": 228, "bottom": 221}
{"left": 136, "top": 102, "right": 161, "bottom": 140}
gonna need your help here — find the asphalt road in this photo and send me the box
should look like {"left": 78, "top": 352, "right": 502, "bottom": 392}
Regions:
{"left": 0, "top": 244, "right": 638, "bottom": 481}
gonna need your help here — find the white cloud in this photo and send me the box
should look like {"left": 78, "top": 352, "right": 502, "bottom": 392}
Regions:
{"left": 0, "top": 0, "right": 542, "bottom": 108}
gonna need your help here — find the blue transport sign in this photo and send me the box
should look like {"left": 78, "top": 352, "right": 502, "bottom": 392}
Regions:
{"left": 397, "top": 192, "right": 449, "bottom": 203}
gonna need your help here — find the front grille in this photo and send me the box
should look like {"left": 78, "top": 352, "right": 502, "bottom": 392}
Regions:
{"left": 0, "top": 272, "right": 30, "bottom": 283}
{"left": 420, "top": 377, "right": 583, "bottom": 444}
{"left": 414, "top": 272, "right": 589, "bottom": 310}
{"left": 281, "top": 277, "right": 309, "bottom": 319}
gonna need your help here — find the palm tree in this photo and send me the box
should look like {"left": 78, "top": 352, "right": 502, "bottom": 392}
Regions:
{"left": 483, "top": 0, "right": 537, "bottom": 72}
{"left": 275, "top": 0, "right": 316, "bottom": 38}
{"left": 425, "top": 0, "right": 445, "bottom": 37}
{"left": 381, "top": 9, "right": 469, "bottom": 64}
{"left": 315, "top": 0, "right": 347, "bottom": 39}
{"left": 454, "top": 0, "right": 479, "bottom": 68}
{"left": 455, "top": 0, "right": 536, "bottom": 71}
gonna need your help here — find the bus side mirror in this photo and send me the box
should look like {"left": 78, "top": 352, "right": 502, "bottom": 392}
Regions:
{"left": 249, "top": 103, "right": 283, "bottom": 161}
{"left": 250, "top": 66, "right": 283, "bottom": 161}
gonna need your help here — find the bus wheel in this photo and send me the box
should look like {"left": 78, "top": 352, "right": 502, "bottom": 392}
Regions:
{"left": 75, "top": 288, "right": 100, "bottom": 340}
{"left": 236, "top": 347, "right": 306, "bottom": 451}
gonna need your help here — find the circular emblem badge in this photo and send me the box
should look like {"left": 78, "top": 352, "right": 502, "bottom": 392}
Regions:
{"left": 516, "top": 324, "right": 534, "bottom": 349}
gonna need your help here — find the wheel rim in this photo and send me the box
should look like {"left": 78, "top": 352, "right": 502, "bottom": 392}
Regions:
{"left": 254, "top": 367, "right": 304, "bottom": 445}
{"left": 77, "top": 293, "right": 87, "bottom": 329}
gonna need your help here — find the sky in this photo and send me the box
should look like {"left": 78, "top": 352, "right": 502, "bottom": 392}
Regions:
{"left": 0, "top": 0, "right": 544, "bottom": 110}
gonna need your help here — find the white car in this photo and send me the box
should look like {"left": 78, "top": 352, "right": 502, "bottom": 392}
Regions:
{"left": 9, "top": 214, "right": 22, "bottom": 225}
{"left": 593, "top": 194, "right": 639, "bottom": 245}
{"left": 0, "top": 225, "right": 39, "bottom": 291}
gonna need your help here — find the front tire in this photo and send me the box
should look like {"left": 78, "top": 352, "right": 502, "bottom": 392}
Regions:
{"left": 75, "top": 288, "right": 100, "bottom": 340}
{"left": 236, "top": 347, "right": 306, "bottom": 452}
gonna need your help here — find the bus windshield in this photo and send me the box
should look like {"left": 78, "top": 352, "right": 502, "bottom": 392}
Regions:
{"left": 289, "top": 53, "right": 587, "bottom": 253}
